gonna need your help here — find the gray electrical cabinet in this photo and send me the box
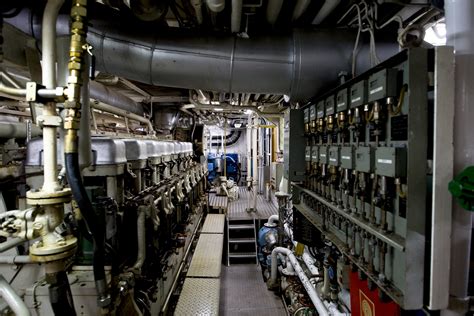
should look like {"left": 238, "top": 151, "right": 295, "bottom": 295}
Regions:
{"left": 283, "top": 109, "right": 305, "bottom": 182}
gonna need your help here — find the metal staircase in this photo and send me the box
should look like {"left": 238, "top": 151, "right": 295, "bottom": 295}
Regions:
{"left": 226, "top": 217, "right": 258, "bottom": 265}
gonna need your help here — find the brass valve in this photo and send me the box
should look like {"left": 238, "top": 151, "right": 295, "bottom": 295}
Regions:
{"left": 327, "top": 115, "right": 334, "bottom": 131}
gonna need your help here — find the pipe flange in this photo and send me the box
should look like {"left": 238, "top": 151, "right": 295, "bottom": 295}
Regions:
{"left": 29, "top": 237, "right": 77, "bottom": 262}
{"left": 26, "top": 188, "right": 72, "bottom": 205}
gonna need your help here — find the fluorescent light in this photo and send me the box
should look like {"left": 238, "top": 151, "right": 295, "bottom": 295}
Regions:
{"left": 214, "top": 108, "right": 224, "bottom": 111}
{"left": 424, "top": 21, "right": 446, "bottom": 46}
{"left": 234, "top": 123, "right": 242, "bottom": 128}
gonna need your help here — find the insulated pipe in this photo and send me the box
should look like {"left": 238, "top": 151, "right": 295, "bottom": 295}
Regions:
{"left": 0, "top": 256, "right": 33, "bottom": 264}
{"left": 231, "top": 0, "right": 242, "bottom": 33}
{"left": 91, "top": 100, "right": 153, "bottom": 133}
{"left": 267, "top": 214, "right": 279, "bottom": 227}
{"left": 133, "top": 207, "right": 147, "bottom": 271}
{"left": 312, "top": 0, "right": 341, "bottom": 25}
{"left": 90, "top": 81, "right": 144, "bottom": 116}
{"left": 0, "top": 275, "right": 30, "bottom": 316}
{"left": 41, "top": 0, "right": 64, "bottom": 194}
{"left": 284, "top": 222, "right": 319, "bottom": 277}
{"left": 190, "top": 0, "right": 203, "bottom": 25}
{"left": 270, "top": 247, "right": 329, "bottom": 316}
{"left": 6, "top": 10, "right": 398, "bottom": 101}
{"left": 246, "top": 116, "right": 252, "bottom": 187}
{"left": 252, "top": 115, "right": 258, "bottom": 210}
{"left": 0, "top": 238, "right": 25, "bottom": 253}
{"left": 266, "top": 0, "right": 284, "bottom": 25}
{"left": 206, "top": 0, "right": 225, "bottom": 13}
{"left": 292, "top": 0, "right": 311, "bottom": 21}
{"left": 42, "top": 0, "right": 64, "bottom": 89}
{"left": 446, "top": 0, "right": 474, "bottom": 303}
{"left": 0, "top": 122, "right": 42, "bottom": 139}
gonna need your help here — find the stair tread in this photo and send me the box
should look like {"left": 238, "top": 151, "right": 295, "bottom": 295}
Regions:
{"left": 229, "top": 238, "right": 255, "bottom": 243}
{"left": 228, "top": 224, "right": 255, "bottom": 229}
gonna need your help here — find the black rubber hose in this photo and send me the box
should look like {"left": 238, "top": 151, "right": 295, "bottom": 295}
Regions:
{"left": 65, "top": 153, "right": 108, "bottom": 299}
{"left": 48, "top": 271, "right": 76, "bottom": 316}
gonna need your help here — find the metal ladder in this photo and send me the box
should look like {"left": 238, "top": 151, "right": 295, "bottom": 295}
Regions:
{"left": 226, "top": 216, "right": 258, "bottom": 266}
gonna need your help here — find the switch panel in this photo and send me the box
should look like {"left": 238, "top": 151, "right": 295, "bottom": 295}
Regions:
{"left": 319, "top": 145, "right": 329, "bottom": 164}
{"left": 325, "top": 95, "right": 335, "bottom": 116}
{"left": 375, "top": 147, "right": 406, "bottom": 177}
{"left": 310, "top": 104, "right": 316, "bottom": 122}
{"left": 350, "top": 80, "right": 367, "bottom": 108}
{"left": 340, "top": 146, "right": 355, "bottom": 169}
{"left": 304, "top": 108, "right": 310, "bottom": 124}
{"left": 328, "top": 146, "right": 340, "bottom": 166}
{"left": 305, "top": 146, "right": 312, "bottom": 162}
{"left": 311, "top": 146, "right": 319, "bottom": 163}
{"left": 368, "top": 68, "right": 399, "bottom": 102}
{"left": 317, "top": 100, "right": 325, "bottom": 119}
{"left": 336, "top": 88, "right": 349, "bottom": 112}
{"left": 355, "top": 146, "right": 374, "bottom": 173}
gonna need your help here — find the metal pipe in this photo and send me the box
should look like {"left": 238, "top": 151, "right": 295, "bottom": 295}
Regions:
{"left": 284, "top": 222, "right": 319, "bottom": 277}
{"left": 132, "top": 207, "right": 146, "bottom": 271}
{"left": 0, "top": 84, "right": 26, "bottom": 97}
{"left": 231, "top": 0, "right": 243, "bottom": 33}
{"left": 0, "top": 255, "right": 33, "bottom": 264}
{"left": 90, "top": 81, "right": 144, "bottom": 115}
{"left": 270, "top": 247, "right": 329, "bottom": 316}
{"left": 312, "top": 0, "right": 341, "bottom": 25}
{"left": 190, "top": 0, "right": 203, "bottom": 24}
{"left": 252, "top": 115, "right": 258, "bottom": 210}
{"left": 0, "top": 238, "right": 25, "bottom": 253}
{"left": 446, "top": 0, "right": 474, "bottom": 304}
{"left": 42, "top": 0, "right": 64, "bottom": 89}
{"left": 0, "top": 122, "right": 42, "bottom": 139}
{"left": 41, "top": 0, "right": 64, "bottom": 194}
{"left": 267, "top": 214, "right": 279, "bottom": 227}
{"left": 91, "top": 101, "right": 153, "bottom": 133}
{"left": 292, "top": 0, "right": 311, "bottom": 21}
{"left": 266, "top": 0, "right": 284, "bottom": 25}
{"left": 0, "top": 275, "right": 30, "bottom": 316}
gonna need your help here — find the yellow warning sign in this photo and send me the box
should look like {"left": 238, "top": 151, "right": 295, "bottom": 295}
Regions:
{"left": 360, "top": 289, "right": 375, "bottom": 316}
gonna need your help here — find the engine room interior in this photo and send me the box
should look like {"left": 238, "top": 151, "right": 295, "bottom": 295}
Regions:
{"left": 0, "top": 0, "right": 472, "bottom": 315}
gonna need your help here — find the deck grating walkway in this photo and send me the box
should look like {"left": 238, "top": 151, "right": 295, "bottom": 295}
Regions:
{"left": 219, "top": 264, "right": 286, "bottom": 316}
{"left": 227, "top": 187, "right": 279, "bottom": 220}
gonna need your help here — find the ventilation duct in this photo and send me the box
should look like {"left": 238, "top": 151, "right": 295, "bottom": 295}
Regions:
{"left": 6, "top": 7, "right": 398, "bottom": 101}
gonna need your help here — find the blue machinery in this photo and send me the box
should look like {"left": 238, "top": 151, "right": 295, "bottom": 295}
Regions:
{"left": 207, "top": 153, "right": 240, "bottom": 183}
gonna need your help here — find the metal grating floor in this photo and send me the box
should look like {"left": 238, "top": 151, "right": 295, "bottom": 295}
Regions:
{"left": 187, "top": 234, "right": 224, "bottom": 278}
{"left": 174, "top": 278, "right": 220, "bottom": 316}
{"left": 209, "top": 193, "right": 228, "bottom": 209}
{"left": 219, "top": 264, "right": 286, "bottom": 316}
{"left": 201, "top": 214, "right": 226, "bottom": 234}
{"left": 227, "top": 187, "right": 279, "bottom": 220}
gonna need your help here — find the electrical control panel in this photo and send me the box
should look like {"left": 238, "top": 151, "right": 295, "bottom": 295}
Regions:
{"left": 293, "top": 49, "right": 432, "bottom": 310}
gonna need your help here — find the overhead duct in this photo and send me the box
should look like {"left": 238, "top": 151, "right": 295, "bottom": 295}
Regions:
{"left": 5, "top": 7, "right": 398, "bottom": 101}
{"left": 211, "top": 130, "right": 242, "bottom": 146}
